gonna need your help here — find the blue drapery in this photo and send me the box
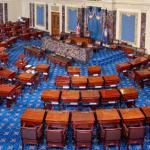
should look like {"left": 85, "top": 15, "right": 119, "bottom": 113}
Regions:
{"left": 36, "top": 5, "right": 44, "bottom": 26}
{"left": 121, "top": 14, "right": 136, "bottom": 42}
{"left": 87, "top": 7, "right": 102, "bottom": 41}
{"left": 68, "top": 8, "right": 77, "bottom": 31}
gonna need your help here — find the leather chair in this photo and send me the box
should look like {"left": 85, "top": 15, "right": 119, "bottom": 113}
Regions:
{"left": 21, "top": 123, "right": 43, "bottom": 150}
{"left": 46, "top": 127, "right": 66, "bottom": 150}
{"left": 100, "top": 125, "right": 121, "bottom": 150}
{"left": 123, "top": 123, "right": 145, "bottom": 150}
{"left": 74, "top": 129, "right": 92, "bottom": 150}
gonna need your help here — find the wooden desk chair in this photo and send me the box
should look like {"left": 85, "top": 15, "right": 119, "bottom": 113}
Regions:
{"left": 6, "top": 84, "right": 23, "bottom": 107}
{"left": 74, "top": 129, "right": 92, "bottom": 150}
{"left": 55, "top": 76, "right": 70, "bottom": 89}
{"left": 21, "top": 123, "right": 44, "bottom": 150}
{"left": 46, "top": 127, "right": 66, "bottom": 150}
{"left": 100, "top": 124, "right": 121, "bottom": 150}
{"left": 123, "top": 123, "right": 145, "bottom": 150}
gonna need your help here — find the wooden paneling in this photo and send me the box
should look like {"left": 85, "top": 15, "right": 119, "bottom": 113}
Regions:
{"left": 51, "top": 12, "right": 60, "bottom": 36}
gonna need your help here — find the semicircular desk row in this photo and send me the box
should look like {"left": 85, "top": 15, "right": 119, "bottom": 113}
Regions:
{"left": 20, "top": 106, "right": 150, "bottom": 149}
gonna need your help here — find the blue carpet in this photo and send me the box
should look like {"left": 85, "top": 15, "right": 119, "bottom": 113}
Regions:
{"left": 0, "top": 39, "right": 150, "bottom": 150}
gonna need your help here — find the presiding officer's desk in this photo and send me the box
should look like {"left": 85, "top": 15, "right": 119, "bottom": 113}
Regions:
{"left": 69, "top": 36, "right": 92, "bottom": 47}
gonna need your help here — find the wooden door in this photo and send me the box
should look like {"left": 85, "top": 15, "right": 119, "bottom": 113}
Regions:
{"left": 51, "top": 12, "right": 60, "bottom": 36}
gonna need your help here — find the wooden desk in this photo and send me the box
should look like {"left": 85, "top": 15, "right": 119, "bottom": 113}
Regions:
{"left": 88, "top": 66, "right": 101, "bottom": 76}
{"left": 116, "top": 62, "right": 131, "bottom": 75}
{"left": 134, "top": 69, "right": 150, "bottom": 88}
{"left": 71, "top": 111, "right": 95, "bottom": 129}
{"left": 119, "top": 87, "right": 138, "bottom": 102}
{"left": 47, "top": 54, "right": 71, "bottom": 68}
{"left": 20, "top": 33, "right": 30, "bottom": 40}
{"left": 88, "top": 76, "right": 104, "bottom": 88}
{"left": 55, "top": 76, "right": 70, "bottom": 88}
{"left": 6, "top": 36, "right": 17, "bottom": 45}
{"left": 41, "top": 90, "right": 60, "bottom": 104}
{"left": 36, "top": 64, "right": 50, "bottom": 81}
{"left": 17, "top": 72, "right": 36, "bottom": 83}
{"left": 46, "top": 110, "right": 69, "bottom": 128}
{"left": 0, "top": 41, "right": 8, "bottom": 48}
{"left": 129, "top": 56, "right": 148, "bottom": 69}
{"left": 119, "top": 108, "right": 145, "bottom": 125}
{"left": 96, "top": 109, "right": 121, "bottom": 125}
{"left": 100, "top": 89, "right": 121, "bottom": 104}
{"left": 103, "top": 75, "right": 120, "bottom": 87}
{"left": 67, "top": 66, "right": 80, "bottom": 75}
{"left": 0, "top": 53, "right": 8, "bottom": 64}
{"left": 24, "top": 46, "right": 44, "bottom": 60}
{"left": 141, "top": 106, "right": 150, "bottom": 124}
{"left": 61, "top": 90, "right": 80, "bottom": 104}
{"left": 36, "top": 64, "right": 50, "bottom": 73}
{"left": 81, "top": 90, "right": 100, "bottom": 104}
{"left": 30, "top": 31, "right": 40, "bottom": 38}
{"left": 71, "top": 76, "right": 87, "bottom": 88}
{"left": 0, "top": 68, "right": 16, "bottom": 80}
{"left": 21, "top": 108, "right": 45, "bottom": 126}
{"left": 0, "top": 84, "right": 16, "bottom": 97}
{"left": 15, "top": 60, "right": 28, "bottom": 71}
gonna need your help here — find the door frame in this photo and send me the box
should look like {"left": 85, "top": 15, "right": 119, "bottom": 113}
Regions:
{"left": 51, "top": 11, "right": 60, "bottom": 36}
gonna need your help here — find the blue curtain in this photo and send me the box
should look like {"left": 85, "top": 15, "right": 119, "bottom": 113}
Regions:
{"left": 87, "top": 8, "right": 102, "bottom": 40}
{"left": 36, "top": 5, "right": 44, "bottom": 26}
{"left": 68, "top": 8, "right": 77, "bottom": 31}
{"left": 121, "top": 14, "right": 135, "bottom": 42}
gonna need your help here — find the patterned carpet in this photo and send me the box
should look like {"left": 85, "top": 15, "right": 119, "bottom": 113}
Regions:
{"left": 0, "top": 39, "right": 150, "bottom": 150}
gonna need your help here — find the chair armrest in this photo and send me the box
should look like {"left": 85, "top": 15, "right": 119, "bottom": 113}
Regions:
{"left": 123, "top": 123, "right": 128, "bottom": 137}
{"left": 37, "top": 124, "right": 43, "bottom": 132}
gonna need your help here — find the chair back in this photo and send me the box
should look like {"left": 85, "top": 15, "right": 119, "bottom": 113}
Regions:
{"left": 21, "top": 126, "right": 37, "bottom": 140}
{"left": 104, "top": 127, "right": 121, "bottom": 141}
{"left": 75, "top": 129, "right": 92, "bottom": 143}
{"left": 128, "top": 126, "right": 145, "bottom": 140}
{"left": 46, "top": 128, "right": 64, "bottom": 143}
